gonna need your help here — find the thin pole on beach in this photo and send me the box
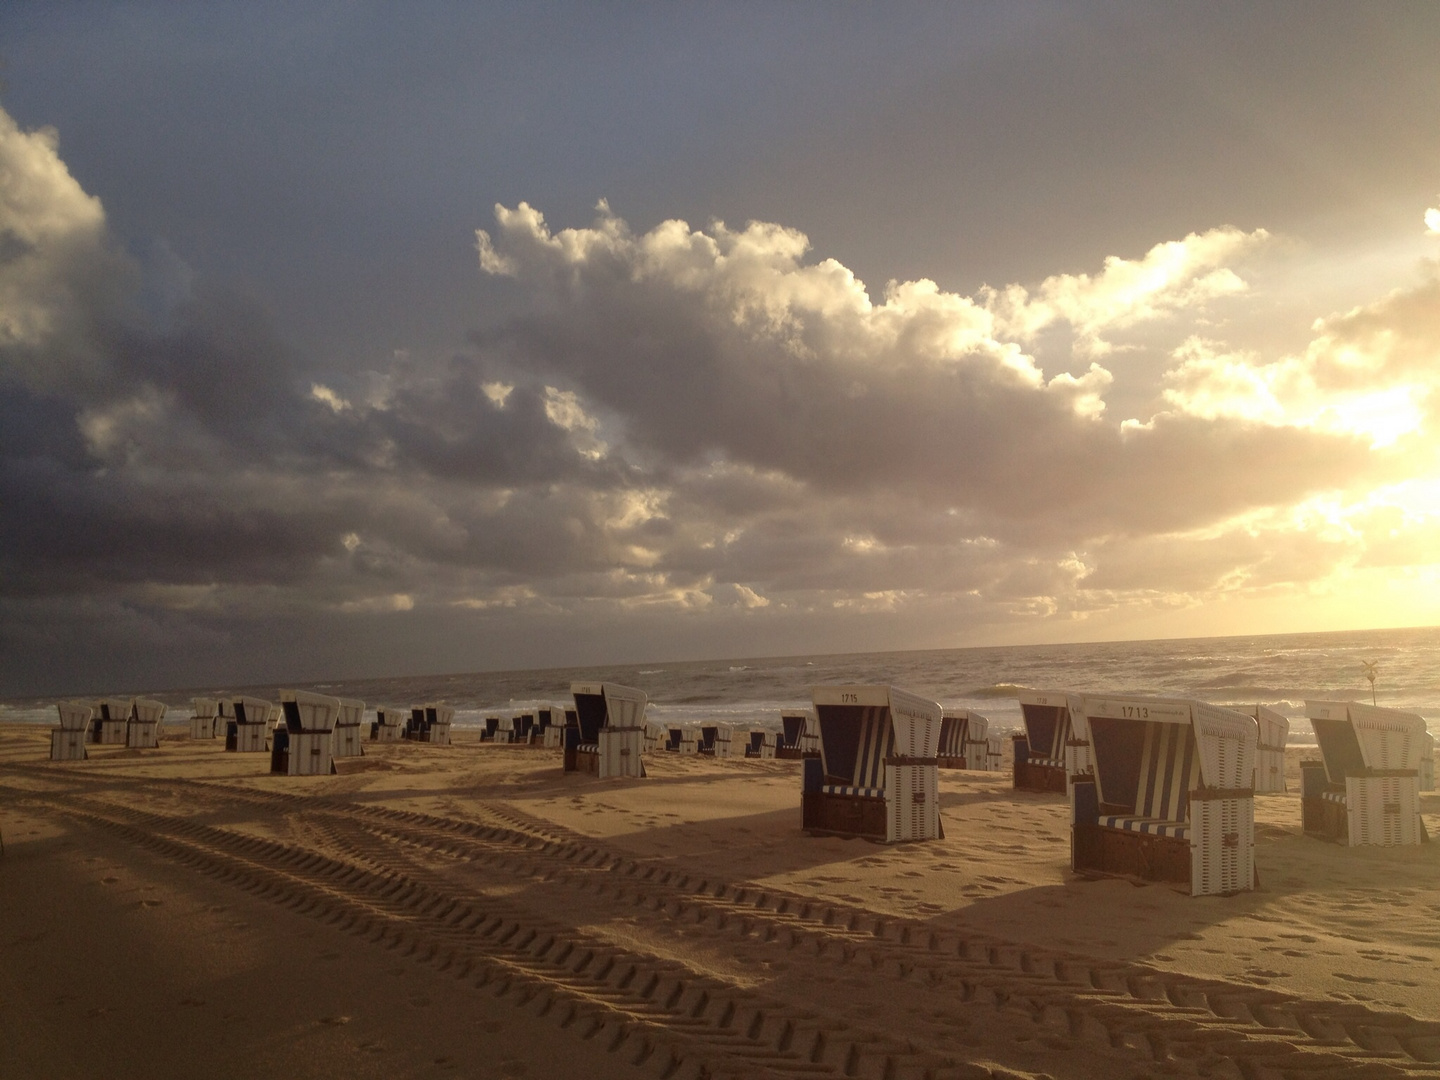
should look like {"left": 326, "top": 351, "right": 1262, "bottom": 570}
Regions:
{"left": 1362, "top": 661, "right": 1378, "bottom": 706}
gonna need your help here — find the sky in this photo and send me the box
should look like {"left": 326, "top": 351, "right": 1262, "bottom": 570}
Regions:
{"left": 3, "top": 3, "right": 1440, "bottom": 695}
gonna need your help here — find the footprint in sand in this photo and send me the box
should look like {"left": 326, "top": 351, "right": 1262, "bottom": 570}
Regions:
{"left": 319, "top": 1015, "right": 351, "bottom": 1026}
{"left": 101, "top": 876, "right": 119, "bottom": 885}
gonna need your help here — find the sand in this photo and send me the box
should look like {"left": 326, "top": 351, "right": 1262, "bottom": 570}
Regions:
{"left": 3, "top": 725, "right": 1439, "bottom": 1080}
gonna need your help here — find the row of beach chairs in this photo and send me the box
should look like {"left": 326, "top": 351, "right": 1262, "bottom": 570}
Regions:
{"left": 48, "top": 697, "right": 169, "bottom": 759}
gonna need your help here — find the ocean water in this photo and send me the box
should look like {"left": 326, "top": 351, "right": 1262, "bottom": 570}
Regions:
{"left": 3, "top": 626, "right": 1436, "bottom": 740}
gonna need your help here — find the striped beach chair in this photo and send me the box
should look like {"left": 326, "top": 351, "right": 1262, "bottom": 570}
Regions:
{"left": 1302, "top": 701, "right": 1428, "bottom": 846}
{"left": 425, "top": 703, "right": 454, "bottom": 745}
{"left": 333, "top": 698, "right": 366, "bottom": 758}
{"left": 743, "top": 729, "right": 777, "bottom": 759}
{"left": 1014, "top": 690, "right": 1087, "bottom": 794}
{"left": 699, "top": 723, "right": 734, "bottom": 758}
{"left": 1251, "top": 705, "right": 1288, "bottom": 794}
{"left": 1071, "top": 695, "right": 1257, "bottom": 896}
{"left": 127, "top": 698, "right": 166, "bottom": 748}
{"left": 231, "top": 697, "right": 275, "bottom": 753}
{"left": 938, "top": 710, "right": 991, "bottom": 769}
{"left": 190, "top": 698, "right": 218, "bottom": 740}
{"left": 801, "top": 685, "right": 944, "bottom": 843}
{"left": 89, "top": 698, "right": 130, "bottom": 745}
{"left": 776, "top": 710, "right": 814, "bottom": 759}
{"left": 565, "top": 682, "right": 648, "bottom": 779}
{"left": 271, "top": 690, "right": 340, "bottom": 775}
{"left": 50, "top": 702, "right": 91, "bottom": 761}
{"left": 372, "top": 705, "right": 406, "bottom": 742}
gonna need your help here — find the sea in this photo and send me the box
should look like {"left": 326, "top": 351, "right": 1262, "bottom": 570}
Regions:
{"left": 3, "top": 626, "right": 1437, "bottom": 741}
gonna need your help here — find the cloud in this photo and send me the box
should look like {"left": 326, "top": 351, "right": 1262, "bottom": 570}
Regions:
{"left": 3, "top": 98, "right": 1437, "bottom": 692}
{"left": 984, "top": 226, "right": 1268, "bottom": 356}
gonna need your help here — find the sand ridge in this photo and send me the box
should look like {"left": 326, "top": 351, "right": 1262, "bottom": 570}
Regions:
{"left": 3, "top": 725, "right": 1440, "bottom": 1079}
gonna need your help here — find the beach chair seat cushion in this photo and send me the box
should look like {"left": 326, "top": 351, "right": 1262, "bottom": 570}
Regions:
{"left": 577, "top": 742, "right": 599, "bottom": 754}
{"left": 1099, "top": 815, "right": 1190, "bottom": 840}
{"left": 1322, "top": 790, "right": 1347, "bottom": 805}
{"left": 820, "top": 783, "right": 886, "bottom": 799}
{"left": 1029, "top": 756, "right": 1065, "bottom": 770}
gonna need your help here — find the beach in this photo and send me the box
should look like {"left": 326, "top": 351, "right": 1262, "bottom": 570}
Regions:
{"left": 4, "top": 724, "right": 1439, "bottom": 1080}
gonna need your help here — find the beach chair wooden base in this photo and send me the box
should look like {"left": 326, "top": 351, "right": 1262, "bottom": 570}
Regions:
{"left": 564, "top": 743, "right": 600, "bottom": 775}
{"left": 1301, "top": 794, "right": 1348, "bottom": 842}
{"left": 1013, "top": 759, "right": 1067, "bottom": 794}
{"left": 937, "top": 754, "right": 970, "bottom": 769}
{"left": 802, "top": 790, "right": 888, "bottom": 840}
{"left": 50, "top": 730, "right": 87, "bottom": 761}
{"left": 776, "top": 747, "right": 806, "bottom": 760}
{"left": 1072, "top": 823, "right": 1192, "bottom": 888}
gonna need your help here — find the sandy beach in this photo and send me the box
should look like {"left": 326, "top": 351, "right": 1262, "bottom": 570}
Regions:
{"left": 3, "top": 725, "right": 1439, "bottom": 1080}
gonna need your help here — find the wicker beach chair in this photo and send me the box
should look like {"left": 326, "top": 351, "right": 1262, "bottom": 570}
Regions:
{"left": 1014, "top": 690, "right": 1088, "bottom": 794}
{"left": 271, "top": 690, "right": 340, "bottom": 775}
{"left": 776, "top": 710, "right": 815, "bottom": 759}
{"left": 371, "top": 705, "right": 406, "bottom": 742}
{"left": 538, "top": 707, "right": 566, "bottom": 749}
{"left": 126, "top": 698, "right": 166, "bottom": 749}
{"left": 565, "top": 682, "right": 648, "bottom": 779}
{"left": 1251, "top": 705, "right": 1289, "bottom": 794}
{"left": 89, "top": 698, "right": 131, "bottom": 745}
{"left": 189, "top": 698, "right": 218, "bottom": 740}
{"left": 937, "top": 709, "right": 992, "bottom": 769}
{"left": 332, "top": 698, "right": 366, "bottom": 758}
{"left": 425, "top": 703, "right": 454, "bottom": 745}
{"left": 743, "top": 729, "right": 777, "bottom": 759}
{"left": 230, "top": 697, "right": 276, "bottom": 752}
{"left": 50, "top": 702, "right": 91, "bottom": 761}
{"left": 1071, "top": 695, "right": 1257, "bottom": 896}
{"left": 699, "top": 723, "right": 734, "bottom": 758}
{"left": 1302, "top": 701, "right": 1428, "bottom": 846}
{"left": 801, "top": 685, "right": 944, "bottom": 843}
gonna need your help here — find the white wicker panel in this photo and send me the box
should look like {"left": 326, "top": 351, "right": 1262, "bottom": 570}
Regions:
{"left": 375, "top": 722, "right": 404, "bottom": 743}
{"left": 598, "top": 727, "right": 645, "bottom": 779}
{"left": 888, "top": 688, "right": 943, "bottom": 758}
{"left": 1349, "top": 702, "right": 1426, "bottom": 771}
{"left": 428, "top": 722, "right": 452, "bottom": 746}
{"left": 987, "top": 736, "right": 1003, "bottom": 770}
{"left": 1421, "top": 741, "right": 1435, "bottom": 793}
{"left": 542, "top": 725, "right": 563, "bottom": 749}
{"left": 50, "top": 730, "right": 87, "bottom": 761}
{"left": 1253, "top": 747, "right": 1286, "bottom": 793}
{"left": 885, "top": 762, "right": 940, "bottom": 842}
{"left": 680, "top": 732, "right": 699, "bottom": 755}
{"left": 1190, "top": 796, "right": 1254, "bottom": 896}
{"left": 190, "top": 716, "right": 217, "bottom": 739}
{"left": 1347, "top": 774, "right": 1421, "bottom": 846}
{"left": 287, "top": 731, "right": 335, "bottom": 776}
{"left": 191, "top": 697, "right": 218, "bottom": 721}
{"left": 711, "top": 724, "right": 734, "bottom": 758}
{"left": 1193, "top": 702, "right": 1258, "bottom": 790}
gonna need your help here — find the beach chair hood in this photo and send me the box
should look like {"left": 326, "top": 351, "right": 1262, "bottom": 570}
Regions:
{"left": 280, "top": 689, "right": 342, "bottom": 733}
